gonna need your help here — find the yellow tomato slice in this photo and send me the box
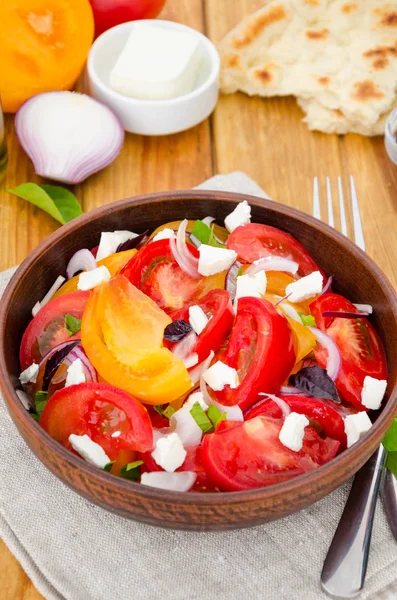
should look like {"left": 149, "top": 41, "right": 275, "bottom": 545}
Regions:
{"left": 266, "top": 272, "right": 295, "bottom": 296}
{"left": 81, "top": 275, "right": 192, "bottom": 405}
{"left": 286, "top": 317, "right": 317, "bottom": 364}
{"left": 53, "top": 249, "right": 137, "bottom": 298}
{"left": 150, "top": 220, "right": 229, "bottom": 243}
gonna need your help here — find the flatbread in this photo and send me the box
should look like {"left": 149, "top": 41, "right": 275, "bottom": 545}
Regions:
{"left": 219, "top": 0, "right": 397, "bottom": 134}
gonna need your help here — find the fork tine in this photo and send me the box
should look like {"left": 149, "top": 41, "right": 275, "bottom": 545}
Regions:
{"left": 313, "top": 177, "right": 321, "bottom": 220}
{"left": 337, "top": 177, "right": 348, "bottom": 237}
{"left": 350, "top": 176, "right": 366, "bottom": 251}
{"left": 326, "top": 177, "right": 334, "bottom": 227}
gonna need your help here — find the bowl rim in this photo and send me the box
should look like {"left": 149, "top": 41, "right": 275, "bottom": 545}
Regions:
{"left": 87, "top": 19, "right": 221, "bottom": 107}
{"left": 1, "top": 189, "right": 397, "bottom": 507}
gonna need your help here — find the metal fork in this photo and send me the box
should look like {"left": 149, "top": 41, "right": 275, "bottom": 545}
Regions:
{"left": 313, "top": 176, "right": 388, "bottom": 599}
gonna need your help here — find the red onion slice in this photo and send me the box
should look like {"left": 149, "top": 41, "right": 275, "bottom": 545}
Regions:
{"left": 64, "top": 345, "right": 98, "bottom": 382}
{"left": 66, "top": 249, "right": 97, "bottom": 279}
{"left": 16, "top": 389, "right": 32, "bottom": 410}
{"left": 308, "top": 326, "right": 341, "bottom": 381}
{"left": 322, "top": 310, "right": 370, "bottom": 319}
{"left": 170, "top": 235, "right": 199, "bottom": 279}
{"left": 280, "top": 386, "right": 304, "bottom": 395}
{"left": 177, "top": 220, "right": 199, "bottom": 268}
{"left": 319, "top": 275, "right": 333, "bottom": 296}
{"left": 15, "top": 92, "right": 124, "bottom": 185}
{"left": 246, "top": 257, "right": 299, "bottom": 277}
{"left": 189, "top": 350, "right": 215, "bottom": 384}
{"left": 258, "top": 393, "right": 292, "bottom": 418}
{"left": 172, "top": 331, "right": 198, "bottom": 360}
{"left": 33, "top": 275, "right": 66, "bottom": 316}
{"left": 225, "top": 261, "right": 243, "bottom": 302}
{"left": 202, "top": 216, "right": 215, "bottom": 226}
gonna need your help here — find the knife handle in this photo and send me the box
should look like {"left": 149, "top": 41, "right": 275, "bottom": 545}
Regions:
{"left": 321, "top": 445, "right": 387, "bottom": 599}
{"left": 382, "top": 468, "right": 397, "bottom": 541}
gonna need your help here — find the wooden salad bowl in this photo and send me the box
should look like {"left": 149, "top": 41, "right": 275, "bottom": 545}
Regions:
{"left": 1, "top": 190, "right": 397, "bottom": 531}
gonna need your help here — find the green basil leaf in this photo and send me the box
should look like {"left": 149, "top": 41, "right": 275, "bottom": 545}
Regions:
{"left": 154, "top": 404, "right": 175, "bottom": 420}
{"left": 119, "top": 460, "right": 144, "bottom": 481}
{"left": 383, "top": 418, "right": 397, "bottom": 452}
{"left": 207, "top": 404, "right": 226, "bottom": 428}
{"left": 191, "top": 220, "right": 225, "bottom": 249}
{"left": 34, "top": 391, "right": 48, "bottom": 417}
{"left": 387, "top": 452, "right": 397, "bottom": 478}
{"left": 31, "top": 413, "right": 40, "bottom": 422}
{"left": 103, "top": 461, "right": 116, "bottom": 472}
{"left": 189, "top": 401, "right": 214, "bottom": 433}
{"left": 64, "top": 314, "right": 82, "bottom": 336}
{"left": 7, "top": 183, "right": 82, "bottom": 225}
{"left": 298, "top": 313, "right": 316, "bottom": 327}
{"left": 237, "top": 266, "right": 243, "bottom": 277}
{"left": 163, "top": 405, "right": 175, "bottom": 420}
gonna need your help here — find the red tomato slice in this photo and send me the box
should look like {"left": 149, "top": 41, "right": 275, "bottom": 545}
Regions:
{"left": 245, "top": 395, "right": 347, "bottom": 448}
{"left": 310, "top": 294, "right": 387, "bottom": 410}
{"left": 89, "top": 0, "right": 167, "bottom": 37}
{"left": 227, "top": 223, "right": 322, "bottom": 276}
{"left": 40, "top": 382, "right": 153, "bottom": 460}
{"left": 214, "top": 298, "right": 295, "bottom": 410}
{"left": 121, "top": 240, "right": 202, "bottom": 313}
{"left": 20, "top": 291, "right": 89, "bottom": 369}
{"left": 201, "top": 415, "right": 340, "bottom": 491}
{"left": 168, "top": 290, "right": 234, "bottom": 362}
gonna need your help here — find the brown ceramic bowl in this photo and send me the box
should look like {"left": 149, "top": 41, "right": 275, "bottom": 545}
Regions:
{"left": 1, "top": 190, "right": 397, "bottom": 531}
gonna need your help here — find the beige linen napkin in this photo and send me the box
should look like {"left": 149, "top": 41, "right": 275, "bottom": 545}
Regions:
{"left": 0, "top": 172, "right": 396, "bottom": 600}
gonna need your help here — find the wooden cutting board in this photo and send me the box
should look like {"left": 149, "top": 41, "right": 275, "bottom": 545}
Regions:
{"left": 1, "top": 0, "right": 397, "bottom": 597}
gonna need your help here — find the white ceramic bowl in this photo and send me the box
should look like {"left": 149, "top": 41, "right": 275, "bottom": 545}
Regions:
{"left": 87, "top": 20, "right": 220, "bottom": 136}
{"left": 385, "top": 108, "right": 397, "bottom": 166}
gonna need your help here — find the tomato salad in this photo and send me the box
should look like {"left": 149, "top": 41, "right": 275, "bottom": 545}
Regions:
{"left": 17, "top": 202, "right": 388, "bottom": 493}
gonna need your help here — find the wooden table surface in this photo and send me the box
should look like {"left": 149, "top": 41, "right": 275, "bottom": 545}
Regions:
{"left": 2, "top": 0, "right": 397, "bottom": 597}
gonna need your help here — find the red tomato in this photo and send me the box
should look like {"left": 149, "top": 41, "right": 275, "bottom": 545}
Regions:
{"left": 245, "top": 395, "right": 347, "bottom": 448}
{"left": 89, "top": 0, "right": 166, "bottom": 37}
{"left": 168, "top": 290, "right": 234, "bottom": 362}
{"left": 213, "top": 298, "right": 295, "bottom": 410}
{"left": 20, "top": 291, "right": 89, "bottom": 369}
{"left": 201, "top": 415, "right": 340, "bottom": 491}
{"left": 227, "top": 223, "right": 322, "bottom": 276}
{"left": 146, "top": 405, "right": 170, "bottom": 429}
{"left": 310, "top": 294, "right": 387, "bottom": 410}
{"left": 40, "top": 382, "right": 153, "bottom": 460}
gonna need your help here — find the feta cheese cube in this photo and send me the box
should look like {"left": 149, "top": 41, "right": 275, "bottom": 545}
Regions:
{"left": 279, "top": 412, "right": 310, "bottom": 452}
{"left": 96, "top": 230, "right": 138, "bottom": 261}
{"left": 77, "top": 265, "right": 111, "bottom": 291}
{"left": 361, "top": 376, "right": 387, "bottom": 410}
{"left": 344, "top": 412, "right": 373, "bottom": 448}
{"left": 285, "top": 271, "right": 323, "bottom": 303}
{"left": 353, "top": 303, "right": 373, "bottom": 314}
{"left": 69, "top": 434, "right": 110, "bottom": 468}
{"left": 19, "top": 363, "right": 39, "bottom": 385}
{"left": 198, "top": 245, "right": 237, "bottom": 276}
{"left": 65, "top": 359, "right": 86, "bottom": 388}
{"left": 235, "top": 271, "right": 267, "bottom": 304}
{"left": 152, "top": 228, "right": 176, "bottom": 242}
{"left": 203, "top": 360, "right": 239, "bottom": 391}
{"left": 141, "top": 471, "right": 197, "bottom": 492}
{"left": 224, "top": 201, "right": 251, "bottom": 233}
{"left": 189, "top": 305, "right": 209, "bottom": 335}
{"left": 151, "top": 432, "right": 187, "bottom": 472}
{"left": 171, "top": 402, "right": 204, "bottom": 447}
{"left": 110, "top": 25, "right": 203, "bottom": 101}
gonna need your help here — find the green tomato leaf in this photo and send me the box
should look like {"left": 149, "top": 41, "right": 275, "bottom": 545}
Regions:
{"left": 7, "top": 183, "right": 82, "bottom": 225}
{"left": 64, "top": 314, "right": 82, "bottom": 336}
{"left": 387, "top": 452, "right": 397, "bottom": 478}
{"left": 383, "top": 418, "right": 397, "bottom": 452}
{"left": 191, "top": 220, "right": 225, "bottom": 249}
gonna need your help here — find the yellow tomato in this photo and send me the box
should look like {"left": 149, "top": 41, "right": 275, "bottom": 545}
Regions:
{"left": 81, "top": 275, "right": 192, "bottom": 405}
{"left": 286, "top": 318, "right": 317, "bottom": 364}
{"left": 53, "top": 249, "right": 137, "bottom": 298}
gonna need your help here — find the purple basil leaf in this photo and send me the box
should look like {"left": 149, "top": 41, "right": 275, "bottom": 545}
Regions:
{"left": 289, "top": 365, "right": 340, "bottom": 404}
{"left": 116, "top": 231, "right": 149, "bottom": 253}
{"left": 164, "top": 320, "right": 192, "bottom": 342}
{"left": 43, "top": 341, "right": 79, "bottom": 390}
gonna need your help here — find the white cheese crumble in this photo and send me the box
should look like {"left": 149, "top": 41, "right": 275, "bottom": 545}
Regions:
{"left": 203, "top": 360, "right": 239, "bottom": 391}
{"left": 224, "top": 201, "right": 251, "bottom": 233}
{"left": 279, "top": 412, "right": 310, "bottom": 452}
{"left": 344, "top": 412, "right": 373, "bottom": 448}
{"left": 285, "top": 271, "right": 323, "bottom": 303}
{"left": 65, "top": 359, "right": 86, "bottom": 388}
{"left": 69, "top": 434, "right": 110, "bottom": 468}
{"left": 77, "top": 265, "right": 111, "bottom": 291}
{"left": 198, "top": 245, "right": 237, "bottom": 276}
{"left": 361, "top": 376, "right": 387, "bottom": 410}
{"left": 185, "top": 391, "right": 208, "bottom": 411}
{"left": 189, "top": 305, "right": 209, "bottom": 335}
{"left": 19, "top": 363, "right": 39, "bottom": 385}
{"left": 235, "top": 271, "right": 267, "bottom": 304}
{"left": 171, "top": 392, "right": 207, "bottom": 447}
{"left": 152, "top": 228, "right": 176, "bottom": 242}
{"left": 151, "top": 432, "right": 187, "bottom": 472}
{"left": 140, "top": 471, "right": 197, "bottom": 492}
{"left": 96, "top": 230, "right": 138, "bottom": 261}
